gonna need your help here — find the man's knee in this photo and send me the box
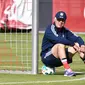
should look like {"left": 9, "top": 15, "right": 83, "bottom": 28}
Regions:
{"left": 57, "top": 43, "right": 65, "bottom": 48}
{"left": 52, "top": 44, "right": 65, "bottom": 51}
{"left": 51, "top": 43, "right": 65, "bottom": 57}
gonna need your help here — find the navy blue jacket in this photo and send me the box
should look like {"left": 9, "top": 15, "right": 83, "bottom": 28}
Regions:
{"left": 41, "top": 24, "right": 84, "bottom": 57}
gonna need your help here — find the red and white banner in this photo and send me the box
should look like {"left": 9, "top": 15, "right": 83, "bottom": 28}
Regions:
{"left": 53, "top": 0, "right": 85, "bottom": 32}
{"left": 0, "top": 0, "right": 32, "bottom": 29}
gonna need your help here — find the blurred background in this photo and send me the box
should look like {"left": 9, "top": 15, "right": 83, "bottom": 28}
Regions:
{"left": 0, "top": 0, "right": 85, "bottom": 32}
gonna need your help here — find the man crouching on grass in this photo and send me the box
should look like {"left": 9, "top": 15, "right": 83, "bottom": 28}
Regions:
{"left": 40, "top": 11, "right": 85, "bottom": 77}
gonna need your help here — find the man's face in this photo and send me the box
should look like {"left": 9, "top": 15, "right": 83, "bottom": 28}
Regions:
{"left": 54, "top": 18, "right": 65, "bottom": 28}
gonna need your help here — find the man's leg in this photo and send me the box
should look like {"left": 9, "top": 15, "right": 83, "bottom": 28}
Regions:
{"left": 51, "top": 44, "right": 76, "bottom": 76}
{"left": 52, "top": 44, "right": 73, "bottom": 70}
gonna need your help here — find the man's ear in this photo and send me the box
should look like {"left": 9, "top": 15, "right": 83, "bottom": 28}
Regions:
{"left": 54, "top": 17, "right": 57, "bottom": 21}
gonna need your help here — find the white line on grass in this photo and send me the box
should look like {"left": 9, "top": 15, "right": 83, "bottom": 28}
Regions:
{"left": 0, "top": 76, "right": 85, "bottom": 84}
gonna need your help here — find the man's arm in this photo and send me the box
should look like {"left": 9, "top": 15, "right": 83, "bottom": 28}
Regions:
{"left": 66, "top": 30, "right": 84, "bottom": 46}
{"left": 45, "top": 25, "right": 74, "bottom": 46}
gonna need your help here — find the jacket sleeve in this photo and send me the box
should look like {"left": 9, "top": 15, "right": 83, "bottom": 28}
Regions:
{"left": 66, "top": 30, "right": 84, "bottom": 46}
{"left": 45, "top": 25, "right": 75, "bottom": 46}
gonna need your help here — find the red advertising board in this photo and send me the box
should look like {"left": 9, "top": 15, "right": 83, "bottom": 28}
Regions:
{"left": 53, "top": 0, "right": 85, "bottom": 32}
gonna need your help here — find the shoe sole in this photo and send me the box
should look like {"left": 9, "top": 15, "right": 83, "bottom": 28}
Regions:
{"left": 64, "top": 74, "right": 76, "bottom": 77}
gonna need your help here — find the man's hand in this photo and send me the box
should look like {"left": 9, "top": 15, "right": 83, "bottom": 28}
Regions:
{"left": 73, "top": 43, "right": 80, "bottom": 52}
{"left": 80, "top": 45, "right": 85, "bottom": 53}
{"left": 73, "top": 43, "right": 85, "bottom": 53}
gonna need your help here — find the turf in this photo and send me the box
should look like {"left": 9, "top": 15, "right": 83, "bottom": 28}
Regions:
{"left": 0, "top": 33, "right": 85, "bottom": 85}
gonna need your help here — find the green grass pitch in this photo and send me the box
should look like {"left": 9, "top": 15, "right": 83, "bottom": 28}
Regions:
{"left": 0, "top": 33, "right": 85, "bottom": 85}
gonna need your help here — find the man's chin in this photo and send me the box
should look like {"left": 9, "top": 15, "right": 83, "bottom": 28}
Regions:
{"left": 57, "top": 26, "right": 62, "bottom": 28}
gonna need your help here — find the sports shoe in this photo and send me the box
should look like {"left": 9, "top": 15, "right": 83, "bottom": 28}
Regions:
{"left": 64, "top": 70, "right": 76, "bottom": 77}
